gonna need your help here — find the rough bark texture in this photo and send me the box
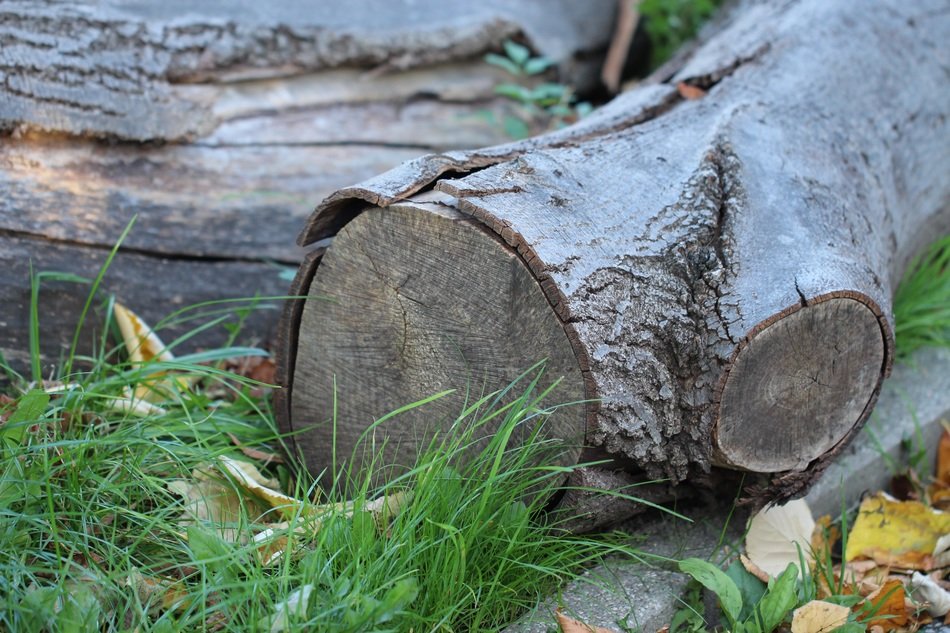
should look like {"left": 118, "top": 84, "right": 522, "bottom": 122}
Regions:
{"left": 0, "top": 0, "right": 614, "bottom": 140}
{"left": 1, "top": 1, "right": 613, "bottom": 370}
{"left": 281, "top": 0, "right": 950, "bottom": 517}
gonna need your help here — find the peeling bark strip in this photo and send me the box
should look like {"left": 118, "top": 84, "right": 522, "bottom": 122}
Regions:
{"left": 280, "top": 0, "right": 950, "bottom": 511}
{"left": 0, "top": 0, "right": 614, "bottom": 141}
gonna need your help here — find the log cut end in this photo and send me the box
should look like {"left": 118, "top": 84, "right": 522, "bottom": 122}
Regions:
{"left": 288, "top": 197, "right": 588, "bottom": 488}
{"left": 713, "top": 296, "right": 887, "bottom": 472}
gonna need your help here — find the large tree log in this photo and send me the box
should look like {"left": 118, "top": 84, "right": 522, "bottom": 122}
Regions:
{"left": 0, "top": 1, "right": 614, "bottom": 372}
{"left": 278, "top": 0, "right": 950, "bottom": 513}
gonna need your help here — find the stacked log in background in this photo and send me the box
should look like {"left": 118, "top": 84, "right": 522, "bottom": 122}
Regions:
{"left": 0, "top": 0, "right": 614, "bottom": 372}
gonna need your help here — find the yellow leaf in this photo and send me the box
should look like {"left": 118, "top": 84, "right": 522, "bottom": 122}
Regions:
{"left": 114, "top": 303, "right": 174, "bottom": 365}
{"left": 114, "top": 303, "right": 195, "bottom": 403}
{"left": 746, "top": 498, "right": 815, "bottom": 578}
{"left": 791, "top": 600, "right": 851, "bottom": 633}
{"left": 845, "top": 493, "right": 950, "bottom": 570}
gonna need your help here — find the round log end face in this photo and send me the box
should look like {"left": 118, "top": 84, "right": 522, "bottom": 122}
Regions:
{"left": 289, "top": 204, "right": 586, "bottom": 488}
{"left": 715, "top": 297, "right": 886, "bottom": 473}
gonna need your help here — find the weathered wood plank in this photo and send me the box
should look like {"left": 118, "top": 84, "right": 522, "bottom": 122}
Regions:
{"left": 0, "top": 233, "right": 290, "bottom": 375}
{"left": 0, "top": 0, "right": 617, "bottom": 374}
{"left": 0, "top": 0, "right": 614, "bottom": 141}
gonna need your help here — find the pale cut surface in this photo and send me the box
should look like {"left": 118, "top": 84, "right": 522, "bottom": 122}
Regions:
{"left": 716, "top": 298, "right": 885, "bottom": 472}
{"left": 290, "top": 200, "right": 587, "bottom": 487}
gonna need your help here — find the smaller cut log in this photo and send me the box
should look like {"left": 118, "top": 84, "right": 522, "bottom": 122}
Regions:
{"left": 278, "top": 0, "right": 950, "bottom": 516}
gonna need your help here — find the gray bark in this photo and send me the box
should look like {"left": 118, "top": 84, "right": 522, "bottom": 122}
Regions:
{"left": 281, "top": 0, "right": 950, "bottom": 514}
{"left": 0, "top": 0, "right": 614, "bottom": 140}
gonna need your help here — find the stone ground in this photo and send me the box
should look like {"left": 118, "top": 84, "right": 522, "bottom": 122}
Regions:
{"left": 508, "top": 346, "right": 950, "bottom": 633}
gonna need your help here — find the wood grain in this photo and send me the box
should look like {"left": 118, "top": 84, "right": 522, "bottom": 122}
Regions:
{"left": 290, "top": 194, "right": 586, "bottom": 489}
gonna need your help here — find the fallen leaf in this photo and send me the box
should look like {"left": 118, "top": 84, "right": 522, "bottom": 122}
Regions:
{"left": 746, "top": 498, "right": 816, "bottom": 578}
{"left": 790, "top": 600, "right": 850, "bottom": 633}
{"left": 167, "top": 467, "right": 248, "bottom": 542}
{"left": 845, "top": 493, "right": 950, "bottom": 570}
{"left": 269, "top": 584, "right": 314, "bottom": 633}
{"left": 911, "top": 572, "right": 950, "bottom": 616}
{"left": 936, "top": 428, "right": 950, "bottom": 487}
{"left": 217, "top": 456, "right": 302, "bottom": 518}
{"left": 365, "top": 490, "right": 413, "bottom": 526}
{"left": 933, "top": 533, "right": 950, "bottom": 568}
{"left": 114, "top": 302, "right": 195, "bottom": 403}
{"left": 859, "top": 579, "right": 910, "bottom": 630}
{"left": 677, "top": 82, "right": 707, "bottom": 100}
{"left": 555, "top": 608, "right": 621, "bottom": 633}
{"left": 115, "top": 303, "right": 174, "bottom": 365}
{"left": 106, "top": 396, "right": 167, "bottom": 417}
{"left": 253, "top": 526, "right": 291, "bottom": 566}
{"left": 740, "top": 553, "right": 771, "bottom": 584}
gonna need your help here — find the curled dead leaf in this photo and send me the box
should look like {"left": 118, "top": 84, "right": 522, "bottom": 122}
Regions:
{"left": 217, "top": 456, "right": 302, "bottom": 518}
{"left": 911, "top": 572, "right": 950, "bottom": 616}
{"left": 114, "top": 302, "right": 196, "bottom": 403}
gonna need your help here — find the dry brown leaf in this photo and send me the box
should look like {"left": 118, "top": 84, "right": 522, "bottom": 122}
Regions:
{"left": 937, "top": 427, "right": 950, "bottom": 487}
{"left": 746, "top": 498, "right": 815, "bottom": 578}
{"left": 555, "top": 608, "right": 621, "bottom": 633}
{"left": 812, "top": 514, "right": 839, "bottom": 559}
{"left": 677, "top": 82, "right": 707, "bottom": 100}
{"left": 846, "top": 493, "right": 950, "bottom": 570}
{"left": 860, "top": 579, "right": 911, "bottom": 630}
{"left": 741, "top": 553, "right": 772, "bottom": 583}
{"left": 791, "top": 600, "right": 850, "bottom": 633}
{"left": 115, "top": 303, "right": 174, "bottom": 366}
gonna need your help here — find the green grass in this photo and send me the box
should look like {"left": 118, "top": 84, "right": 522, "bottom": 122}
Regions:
{"left": 640, "top": 0, "right": 723, "bottom": 69}
{"left": 0, "top": 246, "right": 656, "bottom": 631}
{"left": 893, "top": 234, "right": 950, "bottom": 361}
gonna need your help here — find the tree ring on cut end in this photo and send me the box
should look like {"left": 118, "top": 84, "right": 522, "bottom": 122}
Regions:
{"left": 289, "top": 202, "right": 587, "bottom": 489}
{"left": 715, "top": 296, "right": 886, "bottom": 472}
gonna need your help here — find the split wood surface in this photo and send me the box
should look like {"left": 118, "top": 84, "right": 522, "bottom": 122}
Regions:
{"left": 280, "top": 0, "right": 950, "bottom": 522}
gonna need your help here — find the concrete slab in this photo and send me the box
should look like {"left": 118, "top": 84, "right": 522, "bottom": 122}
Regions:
{"left": 507, "top": 347, "right": 950, "bottom": 633}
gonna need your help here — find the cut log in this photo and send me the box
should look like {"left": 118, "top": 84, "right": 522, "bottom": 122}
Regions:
{"left": 0, "top": 1, "right": 613, "bottom": 370}
{"left": 278, "top": 0, "right": 950, "bottom": 516}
